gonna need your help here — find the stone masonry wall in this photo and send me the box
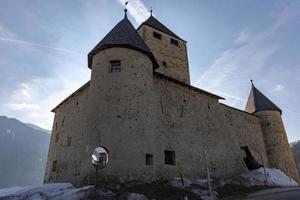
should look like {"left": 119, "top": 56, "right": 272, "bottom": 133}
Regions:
{"left": 151, "top": 75, "right": 269, "bottom": 180}
{"left": 45, "top": 47, "right": 272, "bottom": 186}
{"left": 44, "top": 85, "right": 89, "bottom": 186}
{"left": 138, "top": 25, "right": 190, "bottom": 84}
{"left": 45, "top": 70, "right": 270, "bottom": 186}
{"left": 255, "top": 111, "right": 299, "bottom": 182}
{"left": 81, "top": 47, "right": 157, "bottom": 185}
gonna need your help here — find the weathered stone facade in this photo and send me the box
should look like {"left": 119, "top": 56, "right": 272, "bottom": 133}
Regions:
{"left": 255, "top": 111, "right": 299, "bottom": 182}
{"left": 137, "top": 24, "right": 190, "bottom": 83}
{"left": 44, "top": 13, "right": 299, "bottom": 186}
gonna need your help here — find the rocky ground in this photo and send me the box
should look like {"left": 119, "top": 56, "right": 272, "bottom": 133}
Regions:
{"left": 0, "top": 168, "right": 298, "bottom": 200}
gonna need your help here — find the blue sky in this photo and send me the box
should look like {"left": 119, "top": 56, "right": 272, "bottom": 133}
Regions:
{"left": 0, "top": 0, "right": 299, "bottom": 142}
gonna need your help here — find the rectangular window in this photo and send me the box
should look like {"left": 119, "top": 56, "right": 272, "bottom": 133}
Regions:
{"left": 145, "top": 154, "right": 153, "bottom": 166}
{"left": 52, "top": 160, "right": 57, "bottom": 172}
{"left": 163, "top": 61, "right": 167, "bottom": 66}
{"left": 110, "top": 60, "right": 121, "bottom": 73}
{"left": 67, "top": 136, "right": 72, "bottom": 147}
{"left": 153, "top": 31, "right": 162, "bottom": 40}
{"left": 170, "top": 38, "right": 179, "bottom": 46}
{"left": 165, "top": 150, "right": 175, "bottom": 165}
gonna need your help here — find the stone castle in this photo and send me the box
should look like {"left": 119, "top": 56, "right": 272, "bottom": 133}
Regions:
{"left": 44, "top": 11, "right": 299, "bottom": 186}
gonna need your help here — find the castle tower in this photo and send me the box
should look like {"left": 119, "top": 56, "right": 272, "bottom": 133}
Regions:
{"left": 245, "top": 82, "right": 299, "bottom": 182}
{"left": 82, "top": 11, "right": 159, "bottom": 183}
{"left": 137, "top": 14, "right": 190, "bottom": 83}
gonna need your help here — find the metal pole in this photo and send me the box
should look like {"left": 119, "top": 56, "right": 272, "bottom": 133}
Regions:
{"left": 95, "top": 167, "right": 98, "bottom": 189}
{"left": 261, "top": 154, "right": 268, "bottom": 186}
{"left": 204, "top": 151, "right": 213, "bottom": 200}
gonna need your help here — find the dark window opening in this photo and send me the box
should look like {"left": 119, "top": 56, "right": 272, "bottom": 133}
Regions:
{"left": 160, "top": 98, "right": 164, "bottom": 114}
{"left": 110, "top": 60, "right": 121, "bottom": 73}
{"left": 165, "top": 150, "right": 175, "bottom": 165}
{"left": 180, "top": 105, "right": 184, "bottom": 117}
{"left": 67, "top": 136, "right": 72, "bottom": 147}
{"left": 145, "top": 154, "right": 153, "bottom": 166}
{"left": 52, "top": 160, "right": 57, "bottom": 172}
{"left": 62, "top": 116, "right": 65, "bottom": 127}
{"left": 55, "top": 132, "right": 59, "bottom": 143}
{"left": 170, "top": 38, "right": 179, "bottom": 46}
{"left": 153, "top": 31, "right": 162, "bottom": 40}
{"left": 163, "top": 61, "right": 167, "bottom": 66}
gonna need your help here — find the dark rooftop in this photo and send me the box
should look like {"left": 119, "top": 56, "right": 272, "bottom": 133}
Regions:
{"left": 137, "top": 15, "right": 185, "bottom": 41}
{"left": 88, "top": 14, "right": 159, "bottom": 70}
{"left": 245, "top": 83, "right": 282, "bottom": 114}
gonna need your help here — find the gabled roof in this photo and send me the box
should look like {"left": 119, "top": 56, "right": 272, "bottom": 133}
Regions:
{"left": 245, "top": 83, "right": 282, "bottom": 114}
{"left": 88, "top": 15, "right": 159, "bottom": 70}
{"left": 137, "top": 15, "right": 185, "bottom": 41}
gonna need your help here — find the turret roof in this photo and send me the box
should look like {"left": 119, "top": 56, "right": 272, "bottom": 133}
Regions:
{"left": 245, "top": 83, "right": 282, "bottom": 114}
{"left": 88, "top": 14, "right": 159, "bottom": 69}
{"left": 137, "top": 15, "right": 185, "bottom": 41}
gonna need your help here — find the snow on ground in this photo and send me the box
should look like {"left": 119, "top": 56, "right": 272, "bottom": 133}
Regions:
{"left": 0, "top": 183, "right": 148, "bottom": 200}
{"left": 169, "top": 177, "right": 218, "bottom": 200}
{"left": 0, "top": 168, "right": 297, "bottom": 200}
{"left": 227, "top": 167, "right": 299, "bottom": 187}
{"left": 126, "top": 193, "right": 148, "bottom": 200}
{"left": 168, "top": 167, "right": 298, "bottom": 200}
{"left": 168, "top": 177, "right": 194, "bottom": 188}
{"left": 0, "top": 183, "right": 93, "bottom": 200}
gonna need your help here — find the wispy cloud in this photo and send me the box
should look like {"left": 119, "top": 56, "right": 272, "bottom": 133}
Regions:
{"left": 0, "top": 36, "right": 84, "bottom": 55}
{"left": 8, "top": 103, "right": 40, "bottom": 111}
{"left": 117, "top": 0, "right": 149, "bottom": 24}
{"left": 195, "top": 3, "right": 300, "bottom": 108}
{"left": 0, "top": 25, "right": 16, "bottom": 38}
{"left": 274, "top": 84, "right": 285, "bottom": 92}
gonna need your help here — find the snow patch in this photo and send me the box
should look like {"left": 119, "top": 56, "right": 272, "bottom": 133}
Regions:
{"left": 0, "top": 183, "right": 91, "bottom": 200}
{"left": 227, "top": 167, "right": 298, "bottom": 187}
{"left": 127, "top": 193, "right": 148, "bottom": 200}
{"left": 168, "top": 177, "right": 193, "bottom": 188}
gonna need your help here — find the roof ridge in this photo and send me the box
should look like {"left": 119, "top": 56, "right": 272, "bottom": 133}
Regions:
{"left": 137, "top": 15, "right": 185, "bottom": 42}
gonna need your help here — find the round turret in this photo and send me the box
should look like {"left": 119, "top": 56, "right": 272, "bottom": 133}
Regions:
{"left": 79, "top": 14, "right": 158, "bottom": 184}
{"left": 245, "top": 83, "right": 299, "bottom": 182}
{"left": 255, "top": 110, "right": 299, "bottom": 183}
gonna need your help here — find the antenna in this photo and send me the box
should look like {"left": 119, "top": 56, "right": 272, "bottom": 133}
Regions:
{"left": 124, "top": 1, "right": 128, "bottom": 18}
{"left": 249, "top": 73, "right": 253, "bottom": 85}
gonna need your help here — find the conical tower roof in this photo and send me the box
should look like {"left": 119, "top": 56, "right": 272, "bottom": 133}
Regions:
{"left": 138, "top": 15, "right": 184, "bottom": 41}
{"left": 88, "top": 14, "right": 159, "bottom": 69}
{"left": 245, "top": 83, "right": 282, "bottom": 114}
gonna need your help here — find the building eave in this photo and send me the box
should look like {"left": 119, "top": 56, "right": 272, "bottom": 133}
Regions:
{"left": 51, "top": 81, "right": 90, "bottom": 113}
{"left": 154, "top": 72, "right": 224, "bottom": 100}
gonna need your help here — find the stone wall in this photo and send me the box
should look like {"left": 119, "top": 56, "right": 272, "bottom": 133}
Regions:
{"left": 45, "top": 64, "right": 270, "bottom": 186}
{"left": 255, "top": 111, "right": 299, "bottom": 182}
{"left": 138, "top": 25, "right": 190, "bottom": 84}
{"left": 151, "top": 75, "right": 269, "bottom": 179}
{"left": 44, "top": 85, "right": 89, "bottom": 186}
{"left": 81, "top": 47, "right": 157, "bottom": 185}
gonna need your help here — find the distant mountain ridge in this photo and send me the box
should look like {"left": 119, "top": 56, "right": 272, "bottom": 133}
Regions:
{"left": 0, "top": 116, "right": 51, "bottom": 188}
{"left": 291, "top": 140, "right": 300, "bottom": 176}
{"left": 26, "top": 123, "right": 51, "bottom": 134}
